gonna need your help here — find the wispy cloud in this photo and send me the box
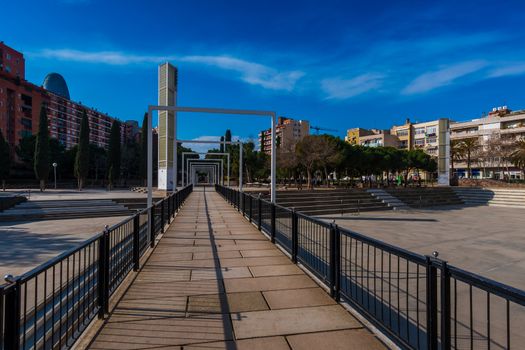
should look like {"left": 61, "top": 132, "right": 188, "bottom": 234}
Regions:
{"left": 488, "top": 63, "right": 525, "bottom": 78}
{"left": 321, "top": 73, "right": 383, "bottom": 100}
{"left": 33, "top": 49, "right": 304, "bottom": 91}
{"left": 181, "top": 56, "right": 304, "bottom": 91}
{"left": 180, "top": 135, "right": 247, "bottom": 154}
{"left": 402, "top": 60, "right": 487, "bottom": 95}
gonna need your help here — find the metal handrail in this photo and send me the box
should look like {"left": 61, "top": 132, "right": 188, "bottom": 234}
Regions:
{"left": 215, "top": 183, "right": 525, "bottom": 350}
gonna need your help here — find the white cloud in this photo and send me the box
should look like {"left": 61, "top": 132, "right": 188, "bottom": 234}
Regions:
{"left": 488, "top": 63, "right": 525, "bottom": 78}
{"left": 37, "top": 49, "right": 172, "bottom": 65}
{"left": 321, "top": 73, "right": 383, "bottom": 100}
{"left": 180, "top": 136, "right": 222, "bottom": 154}
{"left": 181, "top": 55, "right": 304, "bottom": 91}
{"left": 33, "top": 49, "right": 304, "bottom": 91}
{"left": 402, "top": 60, "right": 487, "bottom": 95}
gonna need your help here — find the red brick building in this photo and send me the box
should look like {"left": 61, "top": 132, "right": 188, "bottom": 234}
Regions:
{"left": 0, "top": 42, "right": 138, "bottom": 155}
{"left": 0, "top": 42, "right": 49, "bottom": 149}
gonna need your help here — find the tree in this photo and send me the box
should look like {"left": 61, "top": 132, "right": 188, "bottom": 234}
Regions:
{"left": 74, "top": 110, "right": 90, "bottom": 190}
{"left": 89, "top": 144, "right": 107, "bottom": 183}
{"left": 34, "top": 105, "right": 50, "bottom": 191}
{"left": 450, "top": 139, "right": 464, "bottom": 178}
{"left": 16, "top": 135, "right": 36, "bottom": 170}
{"left": 225, "top": 129, "right": 232, "bottom": 153}
{"left": 295, "top": 135, "right": 325, "bottom": 189}
{"left": 107, "top": 120, "right": 121, "bottom": 190}
{"left": 510, "top": 139, "right": 525, "bottom": 175}
{"left": 458, "top": 138, "right": 479, "bottom": 178}
{"left": 0, "top": 130, "right": 10, "bottom": 191}
{"left": 220, "top": 136, "right": 225, "bottom": 153}
{"left": 316, "top": 135, "right": 340, "bottom": 185}
{"left": 139, "top": 113, "right": 148, "bottom": 185}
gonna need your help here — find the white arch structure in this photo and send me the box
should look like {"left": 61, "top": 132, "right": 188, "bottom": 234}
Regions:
{"left": 147, "top": 105, "right": 277, "bottom": 207}
{"left": 187, "top": 159, "right": 224, "bottom": 186}
{"left": 189, "top": 163, "right": 220, "bottom": 186}
{"left": 182, "top": 151, "right": 231, "bottom": 187}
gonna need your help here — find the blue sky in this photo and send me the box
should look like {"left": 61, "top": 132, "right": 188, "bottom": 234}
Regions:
{"left": 3, "top": 0, "right": 525, "bottom": 149}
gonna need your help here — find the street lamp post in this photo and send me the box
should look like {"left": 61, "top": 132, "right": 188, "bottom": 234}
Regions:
{"left": 52, "top": 162, "right": 57, "bottom": 189}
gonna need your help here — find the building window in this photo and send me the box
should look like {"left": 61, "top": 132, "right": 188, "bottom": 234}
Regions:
{"left": 415, "top": 128, "right": 425, "bottom": 135}
{"left": 397, "top": 129, "right": 409, "bottom": 136}
{"left": 426, "top": 126, "right": 437, "bottom": 135}
{"left": 415, "top": 139, "right": 425, "bottom": 146}
{"left": 427, "top": 136, "right": 437, "bottom": 143}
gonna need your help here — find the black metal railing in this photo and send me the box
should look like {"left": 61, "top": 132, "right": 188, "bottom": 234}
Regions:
{"left": 0, "top": 185, "right": 193, "bottom": 350}
{"left": 215, "top": 184, "right": 525, "bottom": 350}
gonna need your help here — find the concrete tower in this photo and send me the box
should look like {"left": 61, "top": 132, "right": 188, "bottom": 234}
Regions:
{"left": 437, "top": 118, "right": 450, "bottom": 186}
{"left": 158, "top": 62, "right": 177, "bottom": 190}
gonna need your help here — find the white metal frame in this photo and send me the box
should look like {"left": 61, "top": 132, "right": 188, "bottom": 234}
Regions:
{"left": 147, "top": 105, "right": 276, "bottom": 207}
{"left": 181, "top": 151, "right": 231, "bottom": 187}
{"left": 187, "top": 159, "right": 223, "bottom": 186}
{"left": 190, "top": 163, "right": 220, "bottom": 186}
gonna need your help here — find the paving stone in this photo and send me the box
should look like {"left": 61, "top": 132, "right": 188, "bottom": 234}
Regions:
{"left": 191, "top": 266, "right": 252, "bottom": 280}
{"left": 240, "top": 249, "right": 284, "bottom": 257}
{"left": 263, "top": 288, "right": 336, "bottom": 309}
{"left": 224, "top": 275, "right": 316, "bottom": 293}
{"left": 286, "top": 329, "right": 385, "bottom": 350}
{"left": 232, "top": 305, "right": 362, "bottom": 339}
{"left": 249, "top": 264, "right": 303, "bottom": 277}
{"left": 188, "top": 292, "right": 268, "bottom": 314}
{"left": 226, "top": 291, "right": 269, "bottom": 313}
{"left": 220, "top": 256, "right": 291, "bottom": 267}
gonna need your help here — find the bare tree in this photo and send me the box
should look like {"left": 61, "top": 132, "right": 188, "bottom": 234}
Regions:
{"left": 295, "top": 135, "right": 325, "bottom": 189}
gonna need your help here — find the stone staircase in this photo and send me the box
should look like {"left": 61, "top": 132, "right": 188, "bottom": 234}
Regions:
{"left": 0, "top": 199, "right": 133, "bottom": 222}
{"left": 260, "top": 189, "right": 392, "bottom": 216}
{"left": 453, "top": 187, "right": 525, "bottom": 208}
{"left": 385, "top": 187, "right": 463, "bottom": 208}
{"left": 366, "top": 189, "right": 409, "bottom": 210}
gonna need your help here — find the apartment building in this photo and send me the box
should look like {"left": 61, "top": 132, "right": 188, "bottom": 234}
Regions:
{"left": 344, "top": 128, "right": 374, "bottom": 144}
{"left": 450, "top": 106, "right": 525, "bottom": 179}
{"left": 0, "top": 42, "right": 130, "bottom": 153}
{"left": 346, "top": 118, "right": 450, "bottom": 184}
{"left": 259, "top": 116, "right": 309, "bottom": 154}
{"left": 0, "top": 42, "right": 50, "bottom": 149}
{"left": 358, "top": 129, "right": 399, "bottom": 148}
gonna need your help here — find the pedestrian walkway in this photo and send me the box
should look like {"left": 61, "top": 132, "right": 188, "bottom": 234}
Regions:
{"left": 88, "top": 187, "right": 386, "bottom": 349}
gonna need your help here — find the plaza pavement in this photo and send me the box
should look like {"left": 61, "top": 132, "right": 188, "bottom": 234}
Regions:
{"left": 87, "top": 188, "right": 386, "bottom": 350}
{"left": 0, "top": 216, "right": 128, "bottom": 277}
{"left": 320, "top": 205, "right": 525, "bottom": 290}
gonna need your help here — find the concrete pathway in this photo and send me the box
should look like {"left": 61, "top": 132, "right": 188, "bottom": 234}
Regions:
{"left": 88, "top": 188, "right": 386, "bottom": 349}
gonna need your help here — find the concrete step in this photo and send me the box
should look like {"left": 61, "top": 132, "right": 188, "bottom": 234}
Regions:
{"left": 453, "top": 187, "right": 525, "bottom": 208}
{"left": 367, "top": 189, "right": 409, "bottom": 210}
{"left": 0, "top": 198, "right": 134, "bottom": 222}
{"left": 304, "top": 206, "right": 392, "bottom": 216}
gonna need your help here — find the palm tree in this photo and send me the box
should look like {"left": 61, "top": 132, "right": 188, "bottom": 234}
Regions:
{"left": 510, "top": 139, "right": 525, "bottom": 177}
{"left": 458, "top": 138, "right": 479, "bottom": 178}
{"left": 450, "top": 139, "right": 464, "bottom": 178}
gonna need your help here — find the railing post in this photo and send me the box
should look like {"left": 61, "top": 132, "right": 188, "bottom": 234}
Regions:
{"left": 133, "top": 214, "right": 140, "bottom": 271}
{"left": 426, "top": 255, "right": 439, "bottom": 350}
{"left": 160, "top": 200, "right": 165, "bottom": 233}
{"left": 291, "top": 208, "right": 298, "bottom": 263}
{"left": 98, "top": 226, "right": 110, "bottom": 318}
{"left": 150, "top": 205, "right": 155, "bottom": 248}
{"left": 271, "top": 203, "right": 276, "bottom": 243}
{"left": 167, "top": 195, "right": 171, "bottom": 221}
{"left": 249, "top": 196, "right": 253, "bottom": 223}
{"left": 441, "top": 260, "right": 451, "bottom": 350}
{"left": 257, "top": 195, "right": 262, "bottom": 231}
{"left": 3, "top": 282, "right": 21, "bottom": 349}
{"left": 329, "top": 222, "right": 341, "bottom": 301}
